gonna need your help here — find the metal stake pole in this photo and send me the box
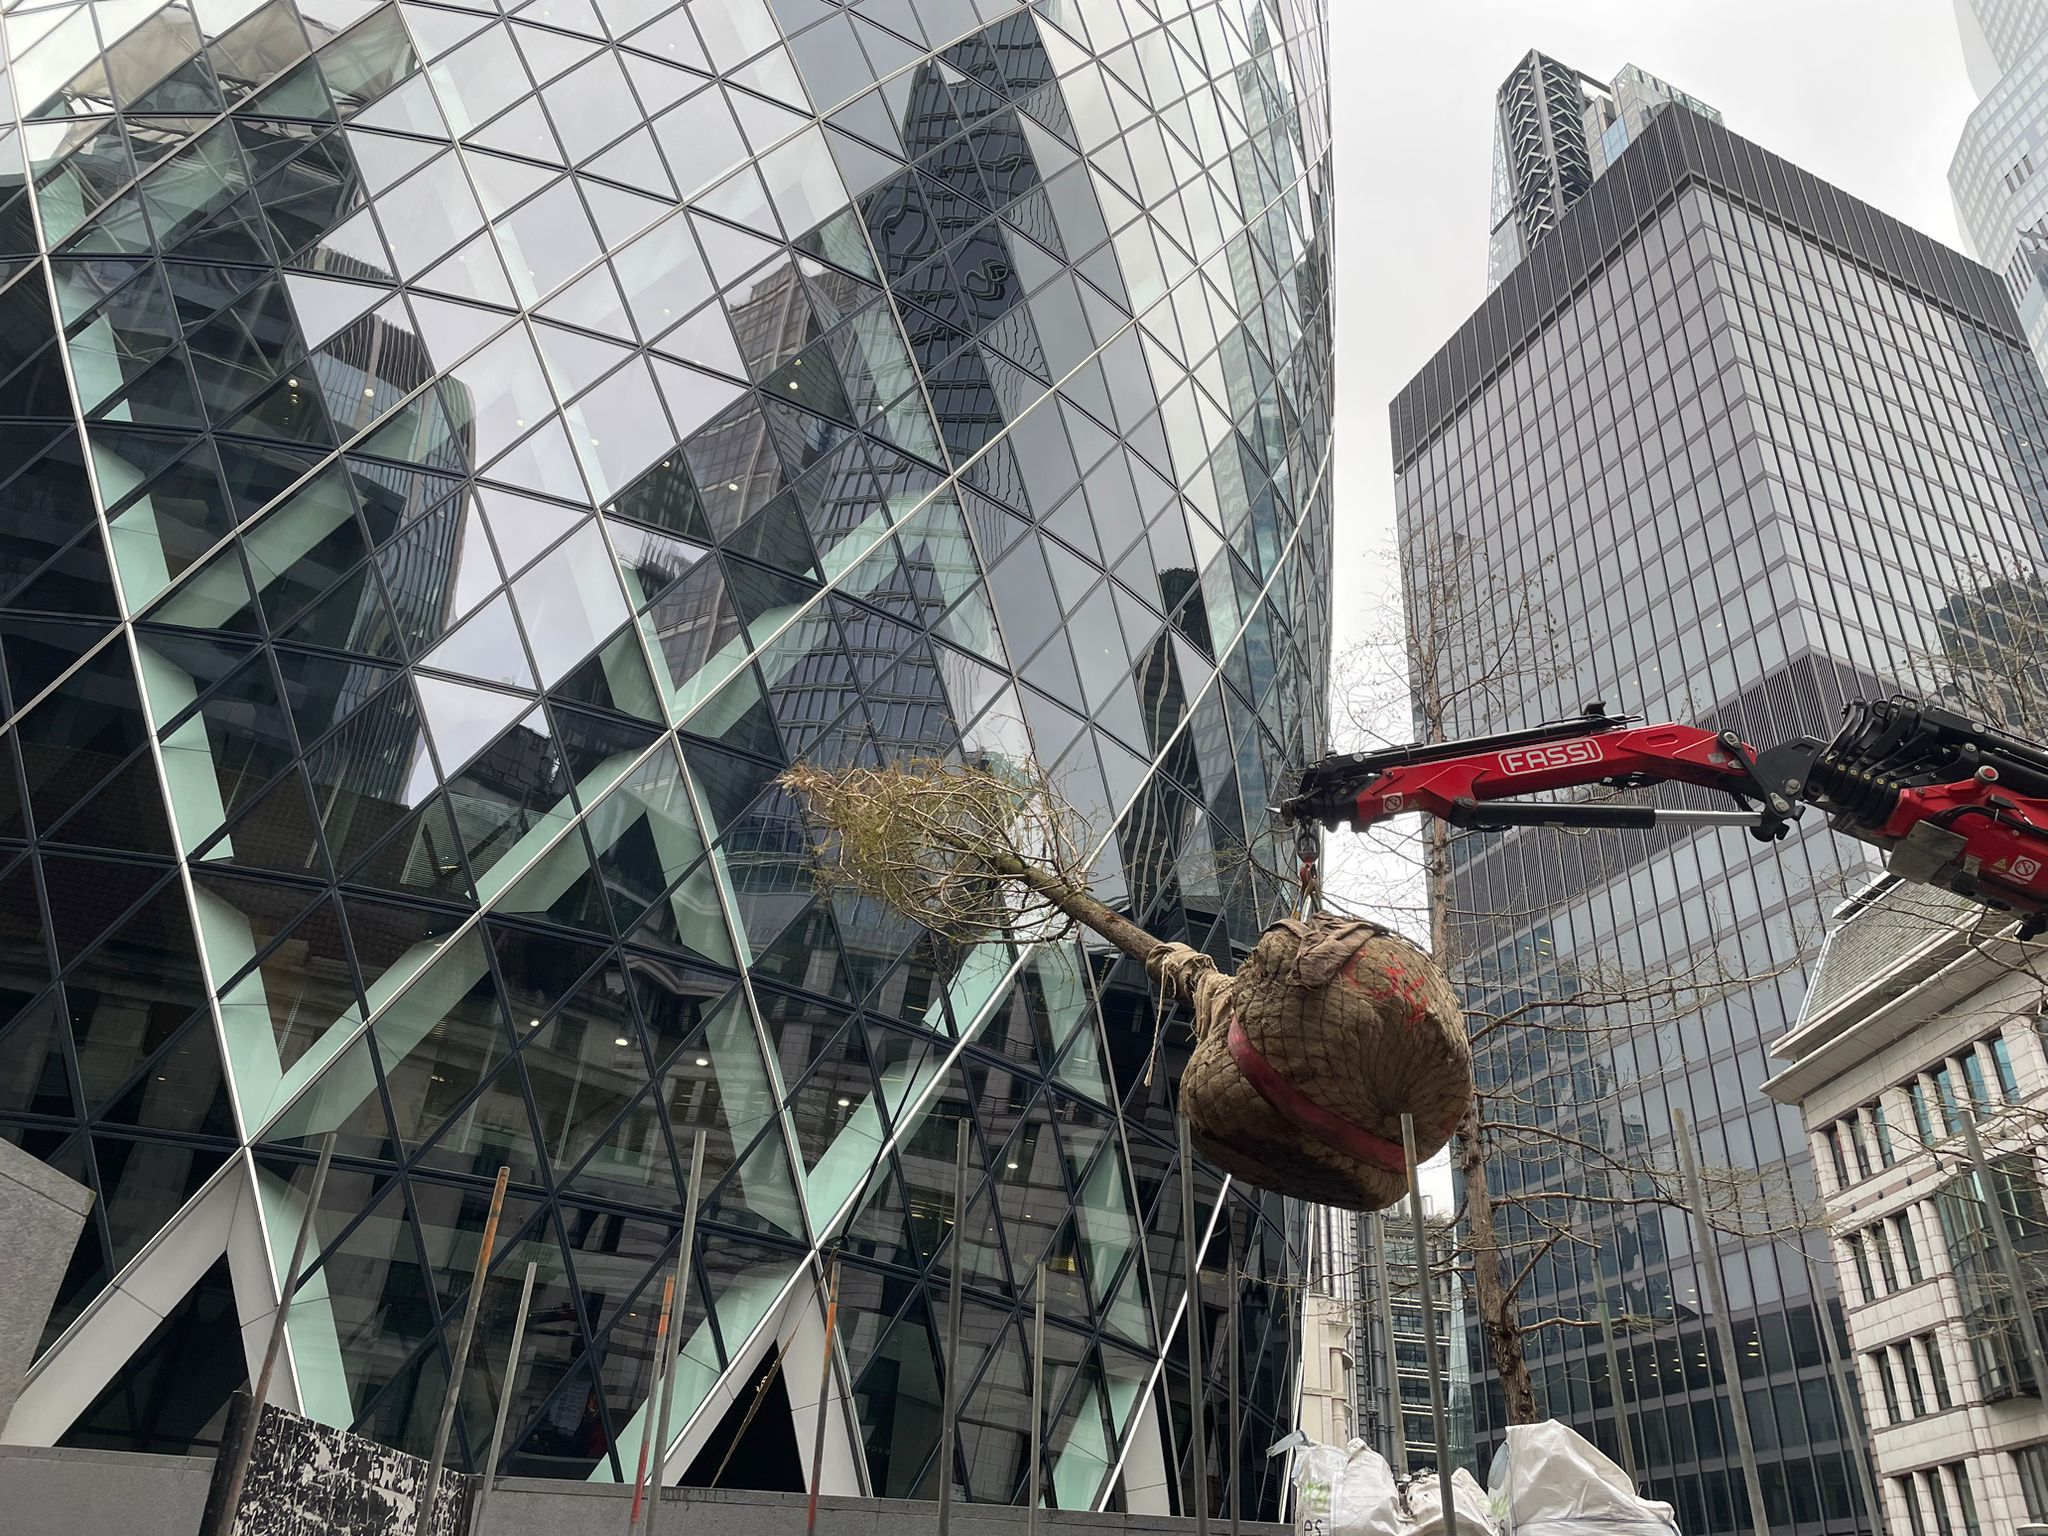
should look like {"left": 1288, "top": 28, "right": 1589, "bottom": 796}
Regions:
{"left": 805, "top": 1255, "right": 842, "bottom": 1536}
{"left": 469, "top": 1260, "right": 537, "bottom": 1536}
{"left": 1960, "top": 1111, "right": 2048, "bottom": 1393}
{"left": 1375, "top": 1212, "right": 1407, "bottom": 1476}
{"left": 628, "top": 1273, "right": 676, "bottom": 1534}
{"left": 1595, "top": 1301, "right": 1639, "bottom": 1488}
{"left": 937, "top": 1119, "right": 970, "bottom": 1534}
{"left": 1672, "top": 1110, "right": 1767, "bottom": 1536}
{"left": 1177, "top": 1112, "right": 1211, "bottom": 1536}
{"left": 213, "top": 1133, "right": 335, "bottom": 1536}
{"left": 1027, "top": 1263, "right": 1045, "bottom": 1536}
{"left": 645, "top": 1130, "right": 706, "bottom": 1536}
{"left": 417, "top": 1165, "right": 510, "bottom": 1536}
{"left": 1402, "top": 1117, "right": 1455, "bottom": 1536}
{"left": 1226, "top": 1235, "right": 1240, "bottom": 1536}
{"left": 1784, "top": 1237, "right": 1883, "bottom": 1534}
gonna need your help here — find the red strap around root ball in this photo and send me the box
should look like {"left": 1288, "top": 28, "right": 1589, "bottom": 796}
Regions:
{"left": 1225, "top": 1015, "right": 1410, "bottom": 1176}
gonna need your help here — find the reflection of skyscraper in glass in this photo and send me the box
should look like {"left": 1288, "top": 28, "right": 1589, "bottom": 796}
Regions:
{"left": 1487, "top": 50, "right": 1720, "bottom": 290}
{"left": 0, "top": 0, "right": 1331, "bottom": 1519}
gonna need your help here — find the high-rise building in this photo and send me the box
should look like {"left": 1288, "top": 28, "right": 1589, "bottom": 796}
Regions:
{"left": 1486, "top": 49, "right": 1719, "bottom": 290}
{"left": 1379, "top": 1212, "right": 1470, "bottom": 1476}
{"left": 1299, "top": 1204, "right": 1365, "bottom": 1449}
{"left": 1299, "top": 1208, "right": 1470, "bottom": 1475}
{"left": 0, "top": 0, "right": 1335, "bottom": 1518}
{"left": 1951, "top": 1, "right": 2048, "bottom": 381}
{"left": 1764, "top": 875, "right": 2048, "bottom": 1535}
{"left": 1394, "top": 104, "right": 2048, "bottom": 1534}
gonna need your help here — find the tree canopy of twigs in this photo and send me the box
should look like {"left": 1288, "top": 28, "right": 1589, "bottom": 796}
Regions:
{"left": 1333, "top": 528, "right": 1817, "bottom": 1429}
{"left": 778, "top": 756, "right": 1080, "bottom": 946}
{"left": 776, "top": 755, "right": 1196, "bottom": 993}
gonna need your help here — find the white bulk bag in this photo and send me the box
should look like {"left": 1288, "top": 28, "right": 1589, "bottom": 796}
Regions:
{"left": 1487, "top": 1421, "right": 1679, "bottom": 1536}
{"left": 1407, "top": 1466, "right": 1496, "bottom": 1536}
{"left": 1294, "top": 1440, "right": 1404, "bottom": 1536}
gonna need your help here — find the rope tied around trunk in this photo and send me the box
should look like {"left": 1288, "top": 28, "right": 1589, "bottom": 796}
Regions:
{"left": 1139, "top": 941, "right": 1234, "bottom": 1087}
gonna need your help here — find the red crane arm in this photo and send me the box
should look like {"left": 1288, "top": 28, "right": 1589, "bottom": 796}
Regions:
{"left": 1278, "top": 697, "right": 2048, "bottom": 937}
{"left": 1335, "top": 721, "right": 1760, "bottom": 827}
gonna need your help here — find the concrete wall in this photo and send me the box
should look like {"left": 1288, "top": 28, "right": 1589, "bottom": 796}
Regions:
{"left": 0, "top": 1139, "right": 93, "bottom": 1432}
{"left": 0, "top": 1446, "right": 1292, "bottom": 1536}
{"left": 0, "top": 1445, "right": 213, "bottom": 1536}
{"left": 487, "top": 1483, "right": 1292, "bottom": 1536}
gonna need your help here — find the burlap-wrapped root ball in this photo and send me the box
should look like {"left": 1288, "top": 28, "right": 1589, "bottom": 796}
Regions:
{"left": 1178, "top": 915, "right": 1470, "bottom": 1211}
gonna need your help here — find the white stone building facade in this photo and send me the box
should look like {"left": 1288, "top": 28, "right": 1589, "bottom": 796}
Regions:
{"left": 1765, "top": 877, "right": 2048, "bottom": 1535}
{"left": 1300, "top": 1204, "right": 1365, "bottom": 1450}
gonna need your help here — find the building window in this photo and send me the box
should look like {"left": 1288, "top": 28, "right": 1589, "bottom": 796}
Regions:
{"left": 1911, "top": 1080, "right": 1937, "bottom": 1142}
{"left": 1896, "top": 1213, "right": 1924, "bottom": 1283}
{"left": 2014, "top": 1444, "right": 2048, "bottom": 1521}
{"left": 1934, "top": 1065, "right": 1964, "bottom": 1134}
{"left": 1923, "top": 1334, "right": 1953, "bottom": 1409}
{"left": 1848, "top": 1234, "right": 1875, "bottom": 1304}
{"left": 1993, "top": 1036, "right": 2020, "bottom": 1101}
{"left": 1828, "top": 1128, "right": 1851, "bottom": 1189}
{"left": 1923, "top": 1468, "right": 1956, "bottom": 1536}
{"left": 1850, "top": 1117, "right": 1873, "bottom": 1179}
{"left": 1873, "top": 1101, "right": 1897, "bottom": 1166}
{"left": 1949, "top": 1462, "right": 1982, "bottom": 1536}
{"left": 1872, "top": 1225, "right": 1900, "bottom": 1293}
{"left": 1962, "top": 1052, "right": 1992, "bottom": 1113}
{"left": 1934, "top": 1157, "right": 2048, "bottom": 1400}
{"left": 1877, "top": 1350, "right": 1902, "bottom": 1425}
{"left": 1899, "top": 1343, "right": 1928, "bottom": 1417}
{"left": 1900, "top": 1473, "right": 1929, "bottom": 1536}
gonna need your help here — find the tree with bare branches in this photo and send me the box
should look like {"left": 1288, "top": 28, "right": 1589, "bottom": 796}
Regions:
{"left": 1333, "top": 532, "right": 1812, "bottom": 1430}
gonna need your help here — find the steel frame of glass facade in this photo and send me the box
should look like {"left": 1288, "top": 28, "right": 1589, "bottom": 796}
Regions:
{"left": 0, "top": 0, "right": 1333, "bottom": 1518}
{"left": 1394, "top": 108, "right": 2048, "bottom": 1535}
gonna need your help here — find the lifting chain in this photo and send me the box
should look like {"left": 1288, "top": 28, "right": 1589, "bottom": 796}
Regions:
{"left": 1294, "top": 819, "right": 1322, "bottom": 917}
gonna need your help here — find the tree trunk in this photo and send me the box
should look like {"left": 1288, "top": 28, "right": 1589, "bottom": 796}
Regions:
{"left": 1457, "top": 1099, "right": 1540, "bottom": 1424}
{"left": 994, "top": 854, "right": 1170, "bottom": 964}
{"left": 1425, "top": 804, "right": 1540, "bottom": 1425}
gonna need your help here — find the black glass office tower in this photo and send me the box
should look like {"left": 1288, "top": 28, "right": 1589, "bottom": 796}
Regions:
{"left": 0, "top": 0, "right": 1333, "bottom": 1518}
{"left": 1395, "top": 107, "right": 2048, "bottom": 1534}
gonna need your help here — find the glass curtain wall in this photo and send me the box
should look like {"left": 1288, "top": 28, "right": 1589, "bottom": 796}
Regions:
{"left": 0, "top": 0, "right": 1334, "bottom": 1517}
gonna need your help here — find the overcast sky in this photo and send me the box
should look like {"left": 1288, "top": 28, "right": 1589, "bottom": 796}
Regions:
{"left": 1328, "top": 2, "right": 1984, "bottom": 651}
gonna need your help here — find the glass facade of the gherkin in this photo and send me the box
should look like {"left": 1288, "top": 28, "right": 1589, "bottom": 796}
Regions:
{"left": 0, "top": 0, "right": 1333, "bottom": 1517}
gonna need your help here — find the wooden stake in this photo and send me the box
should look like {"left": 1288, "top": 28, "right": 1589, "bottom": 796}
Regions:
{"left": 805, "top": 1255, "right": 843, "bottom": 1536}
{"left": 1402, "top": 1116, "right": 1455, "bottom": 1536}
{"left": 645, "top": 1131, "right": 706, "bottom": 1536}
{"left": 628, "top": 1273, "right": 676, "bottom": 1533}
